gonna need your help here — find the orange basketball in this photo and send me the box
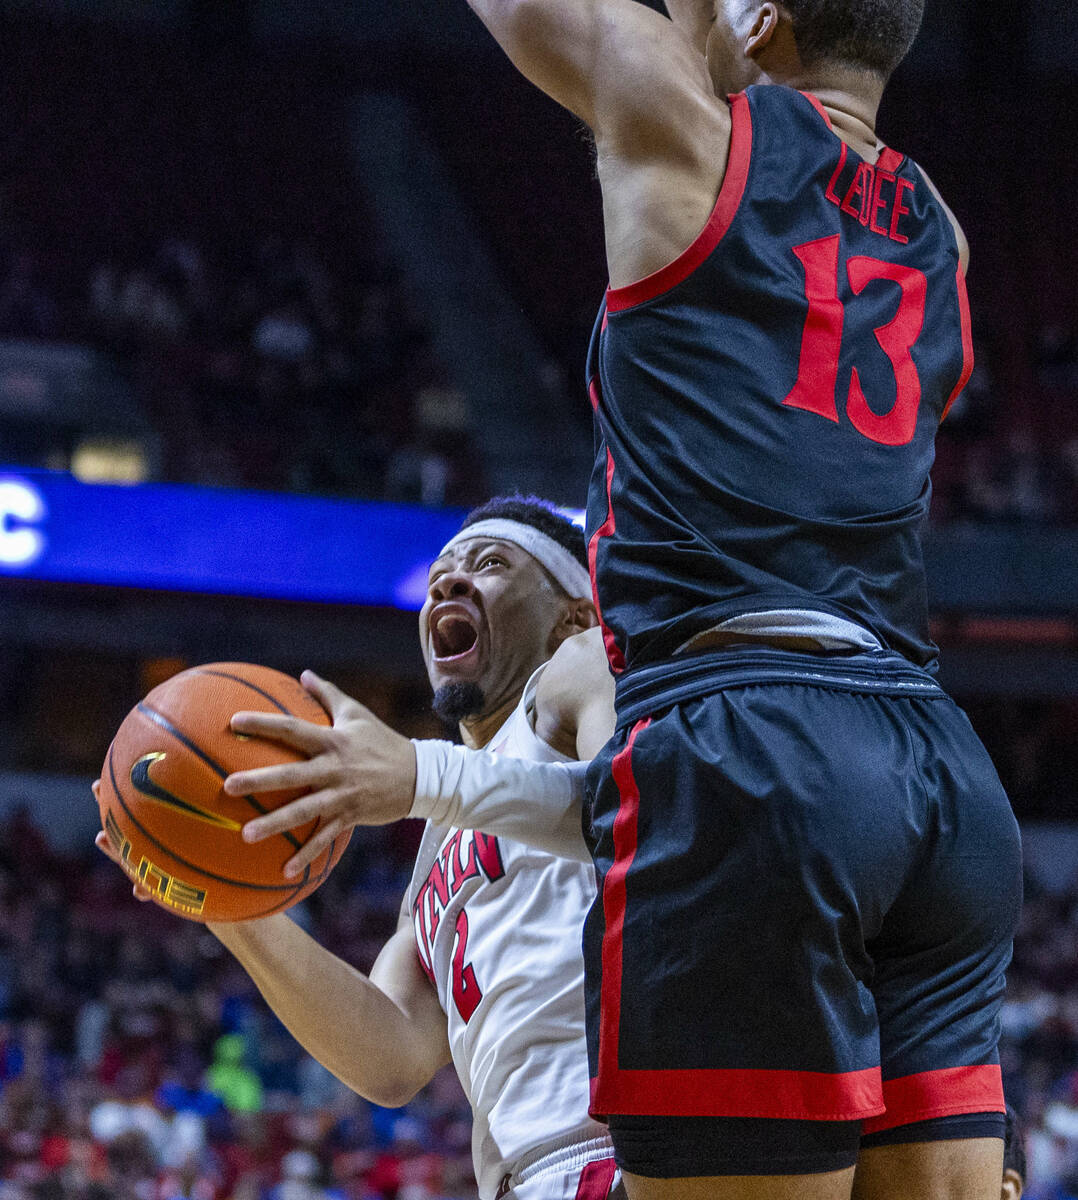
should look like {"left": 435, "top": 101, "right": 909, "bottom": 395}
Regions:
{"left": 97, "top": 662, "right": 350, "bottom": 923}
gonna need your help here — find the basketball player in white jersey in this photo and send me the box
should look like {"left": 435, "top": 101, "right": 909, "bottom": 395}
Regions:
{"left": 96, "top": 496, "right": 620, "bottom": 1200}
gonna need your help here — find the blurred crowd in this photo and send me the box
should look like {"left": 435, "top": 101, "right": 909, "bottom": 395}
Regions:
{"left": 1004, "top": 878, "right": 1078, "bottom": 1199}
{"left": 13, "top": 791, "right": 1078, "bottom": 1196}
{"left": 930, "top": 327, "right": 1078, "bottom": 527}
{"left": 0, "top": 809, "right": 477, "bottom": 1200}
{"left": 1, "top": 231, "right": 1075, "bottom": 524}
{"left": 0, "top": 232, "right": 486, "bottom": 510}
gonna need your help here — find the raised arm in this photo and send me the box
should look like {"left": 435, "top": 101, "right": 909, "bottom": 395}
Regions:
{"left": 461, "top": 0, "right": 731, "bottom": 288}
{"left": 406, "top": 628, "right": 616, "bottom": 860}
{"left": 209, "top": 908, "right": 450, "bottom": 1109}
{"left": 464, "top": 0, "right": 703, "bottom": 131}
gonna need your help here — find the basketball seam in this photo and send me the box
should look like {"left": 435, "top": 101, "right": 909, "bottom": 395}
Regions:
{"left": 189, "top": 669, "right": 334, "bottom": 880}
{"left": 136, "top": 701, "right": 307, "bottom": 862}
{"left": 193, "top": 669, "right": 298, "bottom": 715}
{"left": 223, "top": 891, "right": 306, "bottom": 922}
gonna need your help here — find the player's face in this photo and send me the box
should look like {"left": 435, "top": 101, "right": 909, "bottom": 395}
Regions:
{"left": 420, "top": 537, "right": 568, "bottom": 716}
{"left": 707, "top": 0, "right": 767, "bottom": 93}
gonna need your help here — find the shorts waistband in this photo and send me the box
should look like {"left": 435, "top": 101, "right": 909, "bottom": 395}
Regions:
{"left": 494, "top": 1131, "right": 615, "bottom": 1197}
{"left": 614, "top": 646, "right": 945, "bottom": 729}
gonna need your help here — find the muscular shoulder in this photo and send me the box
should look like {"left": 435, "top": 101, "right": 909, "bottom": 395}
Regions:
{"left": 534, "top": 628, "right": 615, "bottom": 761}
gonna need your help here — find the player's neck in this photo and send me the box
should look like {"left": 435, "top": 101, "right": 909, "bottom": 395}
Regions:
{"left": 768, "top": 70, "right": 885, "bottom": 160}
{"left": 460, "top": 694, "right": 521, "bottom": 750}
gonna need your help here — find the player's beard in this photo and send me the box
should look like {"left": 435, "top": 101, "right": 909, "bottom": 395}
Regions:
{"left": 432, "top": 681, "right": 487, "bottom": 728}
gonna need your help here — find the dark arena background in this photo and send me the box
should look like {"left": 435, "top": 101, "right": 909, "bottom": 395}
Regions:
{"left": 0, "top": 0, "right": 1075, "bottom": 1196}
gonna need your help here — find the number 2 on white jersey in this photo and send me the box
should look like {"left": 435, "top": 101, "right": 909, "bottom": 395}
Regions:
{"left": 452, "top": 910, "right": 483, "bottom": 1022}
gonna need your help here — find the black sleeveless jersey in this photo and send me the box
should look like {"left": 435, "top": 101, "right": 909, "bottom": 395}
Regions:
{"left": 585, "top": 85, "right": 973, "bottom": 673}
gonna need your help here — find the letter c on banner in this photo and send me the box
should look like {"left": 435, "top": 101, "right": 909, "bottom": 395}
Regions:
{"left": 0, "top": 478, "right": 47, "bottom": 568}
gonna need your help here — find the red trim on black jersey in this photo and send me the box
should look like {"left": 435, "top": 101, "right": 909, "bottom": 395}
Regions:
{"left": 605, "top": 91, "right": 753, "bottom": 313}
{"left": 586, "top": 414, "right": 625, "bottom": 675}
{"left": 861, "top": 1065, "right": 1005, "bottom": 1135}
{"left": 876, "top": 146, "right": 906, "bottom": 174}
{"left": 803, "top": 91, "right": 905, "bottom": 174}
{"left": 800, "top": 90, "right": 833, "bottom": 129}
{"left": 941, "top": 265, "right": 975, "bottom": 420}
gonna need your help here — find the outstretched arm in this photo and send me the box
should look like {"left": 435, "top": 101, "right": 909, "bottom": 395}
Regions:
{"left": 407, "top": 631, "right": 614, "bottom": 860}
{"left": 209, "top": 909, "right": 450, "bottom": 1109}
{"left": 224, "top": 631, "right": 616, "bottom": 868}
{"left": 409, "top": 744, "right": 592, "bottom": 862}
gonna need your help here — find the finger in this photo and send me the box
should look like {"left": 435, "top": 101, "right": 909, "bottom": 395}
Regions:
{"left": 229, "top": 711, "right": 331, "bottom": 755}
{"left": 300, "top": 671, "right": 355, "bottom": 721}
{"left": 224, "top": 760, "right": 323, "bottom": 797}
{"left": 95, "top": 832, "right": 153, "bottom": 902}
{"left": 242, "top": 792, "right": 333, "bottom": 842}
{"left": 283, "top": 817, "right": 344, "bottom": 880}
{"left": 95, "top": 831, "right": 135, "bottom": 876}
{"left": 91, "top": 780, "right": 101, "bottom": 801}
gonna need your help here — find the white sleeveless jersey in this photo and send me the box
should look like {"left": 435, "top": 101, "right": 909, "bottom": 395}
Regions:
{"left": 406, "top": 665, "right": 609, "bottom": 1198}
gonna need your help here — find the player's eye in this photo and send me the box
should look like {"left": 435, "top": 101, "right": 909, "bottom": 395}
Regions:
{"left": 477, "top": 555, "right": 506, "bottom": 570}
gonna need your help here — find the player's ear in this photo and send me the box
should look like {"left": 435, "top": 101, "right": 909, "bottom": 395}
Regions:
{"left": 549, "top": 598, "right": 598, "bottom": 651}
{"left": 745, "top": 3, "right": 782, "bottom": 59}
{"left": 569, "top": 597, "right": 598, "bottom": 634}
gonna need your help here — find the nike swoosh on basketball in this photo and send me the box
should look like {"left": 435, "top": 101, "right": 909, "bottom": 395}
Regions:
{"left": 130, "top": 753, "right": 243, "bottom": 831}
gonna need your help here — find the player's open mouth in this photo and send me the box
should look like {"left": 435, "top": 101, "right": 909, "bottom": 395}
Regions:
{"left": 430, "top": 608, "right": 481, "bottom": 663}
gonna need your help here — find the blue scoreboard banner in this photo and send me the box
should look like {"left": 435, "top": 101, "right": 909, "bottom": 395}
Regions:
{"left": 0, "top": 469, "right": 466, "bottom": 610}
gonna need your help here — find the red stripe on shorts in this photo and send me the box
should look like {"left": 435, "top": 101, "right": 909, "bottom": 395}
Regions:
{"left": 590, "top": 718, "right": 885, "bottom": 1122}
{"left": 591, "top": 1064, "right": 883, "bottom": 1121}
{"left": 596, "top": 719, "right": 650, "bottom": 1104}
{"left": 588, "top": 720, "right": 883, "bottom": 1123}
{"left": 574, "top": 1157, "right": 617, "bottom": 1200}
{"left": 861, "top": 1064, "right": 1005, "bottom": 1135}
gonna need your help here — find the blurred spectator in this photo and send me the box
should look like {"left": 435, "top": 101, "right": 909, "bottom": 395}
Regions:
{"left": 268, "top": 1150, "right": 328, "bottom": 1200}
{"left": 15, "top": 757, "right": 1078, "bottom": 1196}
{"left": 204, "top": 1038, "right": 262, "bottom": 1116}
{"left": 385, "top": 388, "right": 485, "bottom": 509}
{"left": 89, "top": 1061, "right": 171, "bottom": 1160}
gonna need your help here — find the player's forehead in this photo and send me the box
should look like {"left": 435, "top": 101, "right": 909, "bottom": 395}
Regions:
{"left": 427, "top": 536, "right": 532, "bottom": 578}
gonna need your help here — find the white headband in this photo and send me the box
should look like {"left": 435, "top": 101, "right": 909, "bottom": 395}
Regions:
{"left": 439, "top": 518, "right": 593, "bottom": 600}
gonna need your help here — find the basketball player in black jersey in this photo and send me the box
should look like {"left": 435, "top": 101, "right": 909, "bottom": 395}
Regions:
{"left": 410, "top": 3, "right": 1019, "bottom": 1199}
{"left": 216, "top": 3, "right": 1022, "bottom": 1198}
